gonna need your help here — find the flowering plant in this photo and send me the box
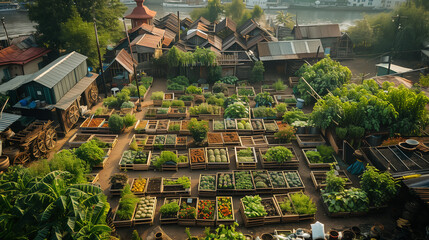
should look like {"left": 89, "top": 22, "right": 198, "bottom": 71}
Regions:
{"left": 197, "top": 200, "right": 215, "bottom": 220}
{"left": 178, "top": 203, "right": 196, "bottom": 219}
{"left": 217, "top": 197, "right": 233, "bottom": 220}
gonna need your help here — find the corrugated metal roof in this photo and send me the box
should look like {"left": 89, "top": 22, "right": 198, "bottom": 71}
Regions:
{"left": 258, "top": 39, "right": 324, "bottom": 61}
{"left": 0, "top": 74, "right": 33, "bottom": 94}
{"left": 31, "top": 51, "right": 87, "bottom": 88}
{"left": 114, "top": 49, "right": 135, "bottom": 73}
{"left": 132, "top": 34, "right": 162, "bottom": 49}
{"left": 376, "top": 63, "right": 413, "bottom": 74}
{"left": 293, "top": 24, "right": 341, "bottom": 39}
{"left": 55, "top": 73, "right": 98, "bottom": 110}
{"left": 0, "top": 112, "right": 21, "bottom": 132}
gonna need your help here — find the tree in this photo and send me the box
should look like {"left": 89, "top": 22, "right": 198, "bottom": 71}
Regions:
{"left": 251, "top": 5, "right": 264, "bottom": 20}
{"left": 347, "top": 17, "right": 374, "bottom": 48}
{"left": 250, "top": 61, "right": 265, "bottom": 83}
{"left": 190, "top": 0, "right": 223, "bottom": 22}
{"left": 275, "top": 11, "right": 295, "bottom": 29}
{"left": 225, "top": 0, "right": 246, "bottom": 23}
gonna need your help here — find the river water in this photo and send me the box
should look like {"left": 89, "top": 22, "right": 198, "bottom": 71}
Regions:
{"left": 0, "top": 2, "right": 377, "bottom": 38}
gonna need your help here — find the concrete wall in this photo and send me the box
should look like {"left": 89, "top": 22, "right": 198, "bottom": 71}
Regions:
{"left": 23, "top": 57, "right": 43, "bottom": 75}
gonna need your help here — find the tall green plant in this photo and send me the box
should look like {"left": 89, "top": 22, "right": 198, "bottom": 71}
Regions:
{"left": 188, "top": 118, "right": 209, "bottom": 143}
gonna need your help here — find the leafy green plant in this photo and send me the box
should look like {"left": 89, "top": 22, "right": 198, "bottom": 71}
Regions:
{"left": 108, "top": 114, "right": 124, "bottom": 133}
{"left": 160, "top": 202, "right": 180, "bottom": 217}
{"left": 237, "top": 88, "right": 254, "bottom": 96}
{"left": 279, "top": 198, "right": 295, "bottom": 214}
{"left": 322, "top": 188, "right": 369, "bottom": 213}
{"left": 188, "top": 118, "right": 209, "bottom": 143}
{"left": 224, "top": 102, "right": 249, "bottom": 118}
{"left": 317, "top": 145, "right": 335, "bottom": 162}
{"left": 360, "top": 166, "right": 399, "bottom": 207}
{"left": 283, "top": 108, "right": 308, "bottom": 124}
{"left": 255, "top": 92, "right": 274, "bottom": 107}
{"left": 335, "top": 127, "right": 347, "bottom": 140}
{"left": 419, "top": 74, "right": 429, "bottom": 87}
{"left": 203, "top": 223, "right": 247, "bottom": 239}
{"left": 123, "top": 113, "right": 137, "bottom": 127}
{"left": 219, "top": 76, "right": 238, "bottom": 85}
{"left": 241, "top": 195, "right": 267, "bottom": 217}
{"left": 116, "top": 184, "right": 139, "bottom": 220}
{"left": 162, "top": 100, "right": 172, "bottom": 108}
{"left": 168, "top": 124, "right": 180, "bottom": 131}
{"left": 116, "top": 91, "right": 130, "bottom": 106}
{"left": 212, "top": 82, "right": 229, "bottom": 95}
{"left": 186, "top": 85, "right": 203, "bottom": 94}
{"left": 274, "top": 125, "right": 296, "bottom": 143}
{"left": 263, "top": 146, "right": 293, "bottom": 163}
{"left": 189, "top": 103, "right": 221, "bottom": 115}
{"left": 75, "top": 140, "right": 105, "bottom": 167}
{"left": 180, "top": 95, "right": 194, "bottom": 101}
{"left": 290, "top": 192, "right": 317, "bottom": 215}
{"left": 253, "top": 107, "right": 277, "bottom": 118}
{"left": 272, "top": 79, "right": 287, "bottom": 91}
{"left": 325, "top": 168, "right": 347, "bottom": 193}
{"left": 153, "top": 151, "right": 178, "bottom": 169}
{"left": 151, "top": 91, "right": 164, "bottom": 100}
{"left": 234, "top": 171, "right": 254, "bottom": 189}
{"left": 103, "top": 96, "right": 119, "bottom": 109}
{"left": 164, "top": 176, "right": 191, "bottom": 189}
{"left": 250, "top": 61, "right": 264, "bottom": 83}
{"left": 171, "top": 100, "right": 185, "bottom": 107}
{"left": 275, "top": 103, "right": 288, "bottom": 115}
{"left": 140, "top": 76, "right": 153, "bottom": 89}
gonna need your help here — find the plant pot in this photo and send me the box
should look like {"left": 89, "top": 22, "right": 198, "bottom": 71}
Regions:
{"left": 366, "top": 135, "right": 382, "bottom": 146}
{"left": 261, "top": 233, "right": 273, "bottom": 240}
{"left": 155, "top": 232, "right": 163, "bottom": 240}
{"left": 342, "top": 230, "right": 355, "bottom": 240}
{"left": 329, "top": 230, "right": 339, "bottom": 240}
{"left": 0, "top": 156, "right": 10, "bottom": 171}
{"left": 296, "top": 98, "right": 304, "bottom": 109}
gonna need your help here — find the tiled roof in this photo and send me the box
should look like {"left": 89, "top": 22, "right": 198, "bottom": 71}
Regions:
{"left": 222, "top": 33, "right": 246, "bottom": 51}
{"left": 293, "top": 24, "right": 341, "bottom": 39}
{"left": 131, "top": 34, "right": 162, "bottom": 49}
{"left": 0, "top": 45, "right": 50, "bottom": 66}
{"left": 258, "top": 39, "right": 324, "bottom": 61}
{"left": 114, "top": 49, "right": 136, "bottom": 73}
{"left": 203, "top": 34, "right": 222, "bottom": 51}
{"left": 125, "top": 0, "right": 156, "bottom": 20}
{"left": 129, "top": 23, "right": 165, "bottom": 37}
{"left": 215, "top": 18, "right": 236, "bottom": 34}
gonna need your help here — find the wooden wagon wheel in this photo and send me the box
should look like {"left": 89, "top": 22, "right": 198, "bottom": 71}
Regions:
{"left": 89, "top": 86, "right": 98, "bottom": 102}
{"left": 45, "top": 128, "right": 57, "bottom": 150}
{"left": 67, "top": 105, "right": 79, "bottom": 125}
{"left": 31, "top": 142, "right": 41, "bottom": 159}
{"left": 37, "top": 132, "right": 47, "bottom": 153}
{"left": 14, "top": 153, "right": 30, "bottom": 165}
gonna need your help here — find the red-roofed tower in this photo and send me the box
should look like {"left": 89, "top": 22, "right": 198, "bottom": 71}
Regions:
{"left": 125, "top": 0, "right": 157, "bottom": 28}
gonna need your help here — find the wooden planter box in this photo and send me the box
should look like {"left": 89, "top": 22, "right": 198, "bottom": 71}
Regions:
{"left": 206, "top": 147, "right": 230, "bottom": 169}
{"left": 178, "top": 197, "right": 198, "bottom": 226}
{"left": 273, "top": 194, "right": 299, "bottom": 223}
{"left": 215, "top": 196, "right": 235, "bottom": 225}
{"left": 119, "top": 150, "right": 152, "bottom": 171}
{"left": 302, "top": 148, "right": 338, "bottom": 168}
{"left": 153, "top": 135, "right": 166, "bottom": 149}
{"left": 93, "top": 148, "right": 111, "bottom": 168}
{"left": 251, "top": 108, "right": 277, "bottom": 120}
{"left": 156, "top": 120, "right": 169, "bottom": 133}
{"left": 283, "top": 171, "right": 305, "bottom": 192}
{"left": 216, "top": 172, "right": 235, "bottom": 195}
{"left": 155, "top": 108, "right": 170, "bottom": 119}
{"left": 79, "top": 118, "right": 106, "bottom": 133}
{"left": 160, "top": 197, "right": 180, "bottom": 224}
{"left": 190, "top": 112, "right": 223, "bottom": 120}
{"left": 224, "top": 119, "right": 237, "bottom": 132}
{"left": 112, "top": 204, "right": 135, "bottom": 228}
{"left": 189, "top": 148, "right": 207, "bottom": 170}
{"left": 156, "top": 150, "right": 179, "bottom": 171}
{"left": 263, "top": 120, "right": 279, "bottom": 133}
{"left": 235, "top": 118, "right": 253, "bottom": 135}
{"left": 250, "top": 119, "right": 266, "bottom": 134}
{"left": 119, "top": 107, "right": 134, "bottom": 116}
{"left": 176, "top": 136, "right": 188, "bottom": 149}
{"left": 135, "top": 120, "right": 148, "bottom": 133}
{"left": 296, "top": 134, "right": 326, "bottom": 148}
{"left": 168, "top": 107, "right": 187, "bottom": 118}
{"left": 180, "top": 120, "right": 191, "bottom": 135}
{"left": 240, "top": 198, "right": 265, "bottom": 227}
{"left": 68, "top": 133, "right": 94, "bottom": 148}
{"left": 222, "top": 132, "right": 240, "bottom": 145}
{"left": 146, "top": 177, "right": 163, "bottom": 196}
{"left": 269, "top": 171, "right": 289, "bottom": 194}
{"left": 153, "top": 99, "right": 163, "bottom": 107}
{"left": 252, "top": 170, "right": 273, "bottom": 195}
{"left": 130, "top": 178, "right": 148, "bottom": 196}
{"left": 196, "top": 199, "right": 216, "bottom": 227}
{"left": 93, "top": 134, "right": 119, "bottom": 148}
{"left": 310, "top": 170, "right": 352, "bottom": 190}
{"left": 164, "top": 93, "right": 174, "bottom": 101}
{"left": 264, "top": 135, "right": 293, "bottom": 147}
{"left": 236, "top": 86, "right": 256, "bottom": 100}
{"left": 239, "top": 135, "right": 268, "bottom": 148}
{"left": 130, "top": 134, "right": 148, "bottom": 148}
{"left": 162, "top": 178, "right": 191, "bottom": 197}
{"left": 167, "top": 120, "right": 181, "bottom": 134}
{"left": 207, "top": 132, "right": 224, "bottom": 147}
{"left": 177, "top": 153, "right": 189, "bottom": 168}
{"left": 274, "top": 95, "right": 297, "bottom": 107}
{"left": 261, "top": 197, "right": 282, "bottom": 224}
{"left": 94, "top": 108, "right": 114, "bottom": 119}
{"left": 133, "top": 197, "right": 157, "bottom": 225}
{"left": 259, "top": 147, "right": 299, "bottom": 169}
{"left": 212, "top": 119, "right": 226, "bottom": 132}
{"left": 198, "top": 174, "right": 217, "bottom": 197}
{"left": 288, "top": 77, "right": 299, "bottom": 87}
{"left": 109, "top": 178, "right": 132, "bottom": 196}
{"left": 165, "top": 134, "right": 177, "bottom": 148}
{"left": 145, "top": 120, "right": 158, "bottom": 133}
{"left": 234, "top": 147, "right": 258, "bottom": 170}
{"left": 233, "top": 170, "right": 256, "bottom": 195}
{"left": 288, "top": 192, "right": 316, "bottom": 221}
{"left": 321, "top": 195, "right": 354, "bottom": 218}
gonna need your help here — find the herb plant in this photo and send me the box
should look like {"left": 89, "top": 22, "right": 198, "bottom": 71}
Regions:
{"left": 263, "top": 146, "right": 293, "bottom": 163}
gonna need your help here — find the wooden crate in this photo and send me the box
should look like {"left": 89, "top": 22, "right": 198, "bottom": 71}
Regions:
{"left": 233, "top": 170, "right": 256, "bottom": 195}
{"left": 146, "top": 177, "right": 163, "bottom": 196}
{"left": 250, "top": 119, "right": 266, "bottom": 134}
{"left": 144, "top": 135, "right": 155, "bottom": 149}
{"left": 130, "top": 178, "right": 148, "bottom": 196}
{"left": 189, "top": 148, "right": 207, "bottom": 170}
{"left": 235, "top": 119, "right": 253, "bottom": 135}
{"left": 79, "top": 118, "right": 106, "bottom": 133}
{"left": 167, "top": 120, "right": 181, "bottom": 134}
{"left": 145, "top": 120, "right": 158, "bottom": 133}
{"left": 263, "top": 120, "right": 279, "bottom": 134}
{"left": 234, "top": 146, "right": 257, "bottom": 170}
{"left": 206, "top": 147, "right": 230, "bottom": 169}
{"left": 222, "top": 132, "right": 240, "bottom": 145}
{"left": 216, "top": 172, "right": 235, "bottom": 195}
{"left": 68, "top": 133, "right": 94, "bottom": 148}
{"left": 224, "top": 119, "right": 237, "bottom": 132}
{"left": 178, "top": 197, "right": 198, "bottom": 226}
{"left": 165, "top": 134, "right": 177, "bottom": 148}
{"left": 132, "top": 151, "right": 152, "bottom": 171}
{"left": 240, "top": 198, "right": 265, "bottom": 227}
{"left": 273, "top": 194, "right": 299, "bottom": 223}
{"left": 252, "top": 135, "right": 268, "bottom": 148}
{"left": 252, "top": 170, "right": 273, "bottom": 195}
{"left": 176, "top": 136, "right": 188, "bottom": 149}
{"left": 261, "top": 197, "right": 281, "bottom": 224}
{"left": 134, "top": 119, "right": 148, "bottom": 133}
{"left": 310, "top": 170, "right": 352, "bottom": 190}
{"left": 296, "top": 134, "right": 326, "bottom": 148}
{"left": 109, "top": 178, "right": 132, "bottom": 196}
{"left": 302, "top": 148, "right": 338, "bottom": 169}
{"left": 119, "top": 151, "right": 134, "bottom": 170}
{"left": 160, "top": 198, "right": 180, "bottom": 224}
{"left": 207, "top": 132, "right": 224, "bottom": 147}
{"left": 283, "top": 171, "right": 305, "bottom": 192}
{"left": 133, "top": 197, "right": 157, "bottom": 225}
{"left": 269, "top": 171, "right": 289, "bottom": 194}
{"left": 265, "top": 135, "right": 293, "bottom": 147}
{"left": 288, "top": 192, "right": 316, "bottom": 221}
{"left": 112, "top": 204, "right": 135, "bottom": 228}
{"left": 196, "top": 199, "right": 216, "bottom": 227}
{"left": 162, "top": 177, "right": 191, "bottom": 197}
{"left": 179, "top": 120, "right": 191, "bottom": 135}
{"left": 212, "top": 119, "right": 226, "bottom": 132}
{"left": 259, "top": 147, "right": 299, "bottom": 169}
{"left": 216, "top": 196, "right": 235, "bottom": 225}
{"left": 198, "top": 174, "right": 217, "bottom": 197}
{"left": 177, "top": 153, "right": 189, "bottom": 168}
{"left": 156, "top": 120, "right": 170, "bottom": 134}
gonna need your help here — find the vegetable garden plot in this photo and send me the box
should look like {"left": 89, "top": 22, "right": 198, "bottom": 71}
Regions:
{"left": 68, "top": 133, "right": 94, "bottom": 148}
{"left": 302, "top": 148, "right": 338, "bottom": 169}
{"left": 239, "top": 135, "right": 268, "bottom": 148}
{"left": 240, "top": 195, "right": 266, "bottom": 227}
{"left": 165, "top": 134, "right": 177, "bottom": 148}
{"left": 156, "top": 120, "right": 169, "bottom": 133}
{"left": 134, "top": 120, "right": 148, "bottom": 133}
{"left": 216, "top": 196, "right": 235, "bottom": 225}
{"left": 133, "top": 196, "right": 157, "bottom": 225}
{"left": 251, "top": 119, "right": 266, "bottom": 134}
{"left": 189, "top": 148, "right": 207, "bottom": 170}
{"left": 269, "top": 171, "right": 289, "bottom": 194}
{"left": 274, "top": 95, "right": 297, "bottom": 106}
{"left": 196, "top": 199, "right": 216, "bottom": 227}
{"left": 176, "top": 136, "right": 188, "bottom": 149}
{"left": 160, "top": 198, "right": 180, "bottom": 224}
{"left": 177, "top": 153, "right": 189, "bottom": 168}
{"left": 168, "top": 106, "right": 187, "bottom": 118}
{"left": 222, "top": 132, "right": 240, "bottom": 145}
{"left": 273, "top": 194, "right": 299, "bottom": 223}
{"left": 112, "top": 201, "right": 136, "bottom": 228}
{"left": 212, "top": 119, "right": 226, "bottom": 131}
{"left": 263, "top": 120, "right": 279, "bottom": 133}
{"left": 207, "top": 132, "right": 224, "bottom": 147}
{"left": 283, "top": 171, "right": 305, "bottom": 192}
{"left": 162, "top": 176, "right": 192, "bottom": 197}
{"left": 131, "top": 177, "right": 148, "bottom": 196}
{"left": 167, "top": 120, "right": 181, "bottom": 134}
{"left": 146, "top": 177, "right": 162, "bottom": 196}
{"left": 224, "top": 119, "right": 237, "bottom": 131}
{"left": 252, "top": 170, "right": 273, "bottom": 195}
{"left": 259, "top": 147, "right": 299, "bottom": 169}
{"left": 233, "top": 170, "right": 256, "bottom": 195}
{"left": 235, "top": 147, "right": 258, "bottom": 170}
{"left": 180, "top": 120, "right": 191, "bottom": 135}
{"left": 296, "top": 134, "right": 326, "bottom": 148}
{"left": 145, "top": 120, "right": 158, "bottom": 133}
{"left": 217, "top": 172, "right": 235, "bottom": 195}
{"left": 178, "top": 197, "right": 198, "bottom": 226}
{"left": 145, "top": 108, "right": 158, "bottom": 119}
{"left": 261, "top": 197, "right": 282, "bottom": 224}
{"left": 236, "top": 86, "right": 256, "bottom": 100}
{"left": 288, "top": 192, "right": 317, "bottom": 221}
{"left": 109, "top": 178, "right": 132, "bottom": 196}
{"left": 79, "top": 118, "right": 107, "bottom": 133}
{"left": 206, "top": 147, "right": 230, "bottom": 169}
{"left": 235, "top": 119, "right": 253, "bottom": 135}
{"left": 198, "top": 174, "right": 217, "bottom": 197}
{"left": 310, "top": 170, "right": 352, "bottom": 190}
{"left": 119, "top": 150, "right": 151, "bottom": 170}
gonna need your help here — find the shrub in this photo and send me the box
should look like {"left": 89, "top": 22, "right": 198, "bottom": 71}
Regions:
{"left": 335, "top": 127, "right": 347, "bottom": 140}
{"left": 283, "top": 108, "right": 308, "bottom": 124}
{"left": 250, "top": 61, "right": 264, "bottom": 83}
{"left": 171, "top": 100, "right": 185, "bottom": 107}
{"left": 116, "top": 91, "right": 130, "bottom": 106}
{"left": 108, "top": 114, "right": 124, "bottom": 133}
{"left": 168, "top": 124, "right": 180, "bottom": 131}
{"left": 212, "top": 82, "right": 228, "bottom": 94}
{"left": 121, "top": 101, "right": 134, "bottom": 109}
{"left": 167, "top": 82, "right": 185, "bottom": 91}
{"left": 325, "top": 168, "right": 347, "bottom": 193}
{"left": 140, "top": 76, "right": 153, "bottom": 89}
{"left": 170, "top": 76, "right": 189, "bottom": 86}
{"left": 154, "top": 151, "right": 178, "bottom": 168}
{"left": 116, "top": 184, "right": 139, "bottom": 220}
{"left": 263, "top": 146, "right": 293, "bottom": 163}
{"left": 162, "top": 100, "right": 172, "bottom": 108}
{"left": 420, "top": 74, "right": 429, "bottom": 87}
{"left": 360, "top": 166, "right": 398, "bottom": 207}
{"left": 224, "top": 102, "right": 248, "bottom": 118}
{"left": 275, "top": 103, "right": 288, "bottom": 115}
{"left": 272, "top": 79, "right": 287, "bottom": 91}
{"left": 255, "top": 92, "right": 274, "bottom": 107}
{"left": 123, "top": 113, "right": 137, "bottom": 127}
{"left": 274, "top": 125, "right": 295, "bottom": 143}
{"left": 179, "top": 95, "right": 194, "bottom": 101}
{"left": 124, "top": 83, "right": 146, "bottom": 97}
{"left": 151, "top": 91, "right": 164, "bottom": 100}
{"left": 186, "top": 85, "right": 203, "bottom": 94}
{"left": 103, "top": 96, "right": 118, "bottom": 109}
{"left": 290, "top": 192, "right": 317, "bottom": 215}
{"left": 188, "top": 118, "right": 209, "bottom": 143}
{"left": 253, "top": 107, "right": 277, "bottom": 118}
{"left": 75, "top": 140, "right": 105, "bottom": 167}
{"left": 160, "top": 202, "right": 180, "bottom": 216}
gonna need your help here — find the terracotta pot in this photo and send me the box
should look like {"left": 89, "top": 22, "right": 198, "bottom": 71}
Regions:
{"left": 0, "top": 156, "right": 10, "bottom": 171}
{"left": 155, "top": 232, "right": 163, "bottom": 240}
{"left": 329, "top": 230, "right": 339, "bottom": 240}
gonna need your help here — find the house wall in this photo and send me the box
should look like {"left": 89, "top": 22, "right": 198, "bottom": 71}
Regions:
{"left": 23, "top": 57, "right": 43, "bottom": 75}
{"left": 52, "top": 60, "right": 88, "bottom": 103}
{"left": 321, "top": 38, "right": 339, "bottom": 57}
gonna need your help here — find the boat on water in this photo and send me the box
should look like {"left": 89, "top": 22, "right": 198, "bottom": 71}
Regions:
{"left": 245, "top": 0, "right": 288, "bottom": 10}
{"left": 0, "top": 2, "right": 19, "bottom": 12}
{"left": 120, "top": 0, "right": 137, "bottom": 4}
{"left": 162, "top": 0, "right": 207, "bottom": 8}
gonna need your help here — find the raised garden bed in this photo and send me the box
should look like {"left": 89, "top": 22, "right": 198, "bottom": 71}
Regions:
{"left": 150, "top": 150, "right": 179, "bottom": 171}
{"left": 68, "top": 133, "right": 94, "bottom": 148}
{"left": 180, "top": 120, "right": 190, "bottom": 135}
{"left": 269, "top": 171, "right": 288, "bottom": 194}
{"left": 131, "top": 177, "right": 148, "bottom": 196}
{"left": 261, "top": 197, "right": 281, "bottom": 224}
{"left": 283, "top": 171, "right": 305, "bottom": 192}
{"left": 177, "top": 153, "right": 189, "bottom": 168}
{"left": 263, "top": 120, "right": 279, "bottom": 133}
{"left": 156, "top": 108, "right": 170, "bottom": 119}
{"left": 80, "top": 118, "right": 105, "bottom": 128}
{"left": 93, "top": 107, "right": 114, "bottom": 119}
{"left": 239, "top": 135, "right": 268, "bottom": 148}
{"left": 252, "top": 170, "right": 273, "bottom": 195}
{"left": 216, "top": 196, "right": 235, "bottom": 225}
{"left": 235, "top": 119, "right": 253, "bottom": 135}
{"left": 207, "top": 132, "right": 224, "bottom": 147}
{"left": 251, "top": 119, "right": 266, "bottom": 134}
{"left": 92, "top": 134, "right": 118, "bottom": 148}
{"left": 168, "top": 106, "right": 187, "bottom": 118}
{"left": 146, "top": 177, "right": 162, "bottom": 196}
{"left": 310, "top": 170, "right": 352, "bottom": 190}
{"left": 233, "top": 170, "right": 255, "bottom": 195}
{"left": 235, "top": 147, "right": 257, "bottom": 169}
{"left": 160, "top": 198, "right": 180, "bottom": 224}
{"left": 217, "top": 172, "right": 235, "bottom": 195}
{"left": 224, "top": 119, "right": 237, "bottom": 131}
{"left": 222, "top": 132, "right": 240, "bottom": 145}
{"left": 288, "top": 191, "right": 316, "bottom": 221}
{"left": 153, "top": 135, "right": 166, "bottom": 149}
{"left": 302, "top": 148, "right": 338, "bottom": 168}
{"left": 198, "top": 174, "right": 217, "bottom": 197}
{"left": 196, "top": 199, "right": 216, "bottom": 227}
{"left": 251, "top": 107, "right": 278, "bottom": 120}
{"left": 156, "top": 120, "right": 169, "bottom": 133}
{"left": 213, "top": 119, "right": 226, "bottom": 132}
{"left": 240, "top": 195, "right": 265, "bottom": 227}
{"left": 259, "top": 147, "right": 299, "bottom": 169}
{"left": 145, "top": 108, "right": 157, "bottom": 119}
{"left": 133, "top": 196, "right": 157, "bottom": 225}
{"left": 162, "top": 176, "right": 191, "bottom": 197}
{"left": 119, "top": 150, "right": 152, "bottom": 170}
{"left": 206, "top": 147, "right": 230, "bottom": 169}
{"left": 167, "top": 120, "right": 181, "bottom": 134}
{"left": 296, "top": 134, "right": 326, "bottom": 148}
{"left": 130, "top": 134, "right": 148, "bottom": 148}
{"left": 134, "top": 120, "right": 148, "bottom": 133}
{"left": 236, "top": 86, "right": 256, "bottom": 100}
{"left": 165, "top": 134, "right": 177, "bottom": 148}
{"left": 112, "top": 201, "right": 136, "bottom": 228}
{"left": 274, "top": 95, "right": 297, "bottom": 107}
{"left": 164, "top": 93, "right": 174, "bottom": 100}
{"left": 189, "top": 148, "right": 207, "bottom": 170}
{"left": 145, "top": 120, "right": 158, "bottom": 133}
{"left": 178, "top": 197, "right": 198, "bottom": 226}
{"left": 265, "top": 135, "right": 293, "bottom": 147}
{"left": 288, "top": 76, "right": 299, "bottom": 87}
{"left": 274, "top": 194, "right": 299, "bottom": 223}
{"left": 109, "top": 178, "right": 131, "bottom": 196}
{"left": 176, "top": 136, "right": 188, "bottom": 149}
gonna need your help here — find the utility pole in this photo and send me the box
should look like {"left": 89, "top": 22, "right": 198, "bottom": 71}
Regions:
{"left": 387, "top": 14, "right": 407, "bottom": 75}
{"left": 1, "top": 17, "right": 10, "bottom": 47}
{"left": 94, "top": 18, "right": 108, "bottom": 98}
{"left": 123, "top": 18, "right": 142, "bottom": 111}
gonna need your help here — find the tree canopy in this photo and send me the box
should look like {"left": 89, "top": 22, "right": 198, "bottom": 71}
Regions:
{"left": 190, "top": 0, "right": 223, "bottom": 22}
{"left": 275, "top": 11, "right": 295, "bottom": 29}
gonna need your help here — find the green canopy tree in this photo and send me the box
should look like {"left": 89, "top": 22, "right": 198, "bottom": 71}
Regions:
{"left": 190, "top": 0, "right": 223, "bottom": 22}
{"left": 275, "top": 11, "right": 295, "bottom": 29}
